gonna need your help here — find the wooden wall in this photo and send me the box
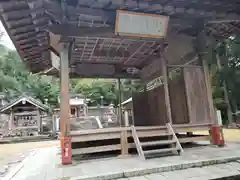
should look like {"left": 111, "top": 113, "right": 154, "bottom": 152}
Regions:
{"left": 132, "top": 85, "right": 167, "bottom": 126}
{"left": 183, "top": 67, "right": 211, "bottom": 124}
{"left": 169, "top": 69, "right": 189, "bottom": 124}
{"left": 133, "top": 67, "right": 211, "bottom": 126}
{"left": 132, "top": 91, "right": 150, "bottom": 126}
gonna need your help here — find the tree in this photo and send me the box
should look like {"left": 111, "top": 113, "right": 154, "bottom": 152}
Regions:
{"left": 0, "top": 46, "right": 60, "bottom": 108}
{"left": 208, "top": 35, "right": 240, "bottom": 125}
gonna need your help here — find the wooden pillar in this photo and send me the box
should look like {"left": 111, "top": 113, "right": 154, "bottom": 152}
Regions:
{"left": 124, "top": 110, "right": 129, "bottom": 127}
{"left": 161, "top": 58, "right": 173, "bottom": 124}
{"left": 202, "top": 59, "right": 216, "bottom": 124}
{"left": 118, "top": 78, "right": 128, "bottom": 156}
{"left": 118, "top": 78, "right": 123, "bottom": 126}
{"left": 8, "top": 109, "right": 13, "bottom": 132}
{"left": 52, "top": 114, "right": 56, "bottom": 135}
{"left": 37, "top": 108, "right": 41, "bottom": 134}
{"left": 60, "top": 43, "right": 70, "bottom": 137}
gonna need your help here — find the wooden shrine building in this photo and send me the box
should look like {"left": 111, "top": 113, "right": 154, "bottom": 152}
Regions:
{"left": 0, "top": 0, "right": 239, "bottom": 163}
{"left": 0, "top": 95, "right": 49, "bottom": 136}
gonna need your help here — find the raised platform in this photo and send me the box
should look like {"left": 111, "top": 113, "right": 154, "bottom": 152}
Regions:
{"left": 70, "top": 124, "right": 211, "bottom": 157}
{"left": 6, "top": 142, "right": 240, "bottom": 180}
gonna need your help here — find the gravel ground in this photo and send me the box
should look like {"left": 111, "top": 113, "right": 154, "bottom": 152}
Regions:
{"left": 196, "top": 128, "right": 240, "bottom": 142}
{"left": 0, "top": 140, "right": 58, "bottom": 178}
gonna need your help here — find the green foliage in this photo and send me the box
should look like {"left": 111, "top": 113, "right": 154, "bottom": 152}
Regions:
{"left": 208, "top": 35, "right": 240, "bottom": 124}
{"left": 0, "top": 45, "right": 143, "bottom": 108}
{"left": 71, "top": 79, "right": 143, "bottom": 106}
{"left": 0, "top": 46, "right": 59, "bottom": 108}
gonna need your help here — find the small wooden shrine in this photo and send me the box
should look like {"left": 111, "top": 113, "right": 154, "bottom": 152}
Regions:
{"left": 0, "top": 95, "right": 49, "bottom": 136}
{"left": 55, "top": 94, "right": 88, "bottom": 118}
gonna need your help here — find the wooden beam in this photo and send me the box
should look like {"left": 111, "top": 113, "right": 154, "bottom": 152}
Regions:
{"left": 24, "top": 55, "right": 42, "bottom": 60}
{"left": 19, "top": 41, "right": 48, "bottom": 49}
{"left": 161, "top": 57, "right": 173, "bottom": 124}
{"left": 48, "top": 24, "right": 114, "bottom": 37}
{"left": 124, "top": 42, "right": 147, "bottom": 64}
{"left": 44, "top": 1, "right": 109, "bottom": 21}
{"left": 14, "top": 31, "right": 40, "bottom": 41}
{"left": 60, "top": 43, "right": 70, "bottom": 137}
{"left": 37, "top": 108, "right": 41, "bottom": 133}
{"left": 131, "top": 126, "right": 144, "bottom": 159}
{"left": 72, "top": 61, "right": 140, "bottom": 68}
{"left": 72, "top": 144, "right": 121, "bottom": 155}
{"left": 17, "top": 35, "right": 46, "bottom": 45}
{"left": 72, "top": 48, "right": 130, "bottom": 58}
{"left": 69, "top": 72, "right": 140, "bottom": 79}
{"left": 167, "top": 65, "right": 201, "bottom": 68}
{"left": 0, "top": 1, "right": 28, "bottom": 12}
{"left": 21, "top": 47, "right": 49, "bottom": 54}
{"left": 2, "top": 8, "right": 44, "bottom": 21}
{"left": 11, "top": 24, "right": 46, "bottom": 35}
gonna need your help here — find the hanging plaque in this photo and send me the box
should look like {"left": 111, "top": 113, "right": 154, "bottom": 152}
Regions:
{"left": 115, "top": 10, "right": 169, "bottom": 38}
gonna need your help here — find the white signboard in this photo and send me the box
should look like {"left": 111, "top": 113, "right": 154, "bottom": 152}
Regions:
{"left": 115, "top": 10, "right": 169, "bottom": 38}
{"left": 51, "top": 51, "right": 60, "bottom": 70}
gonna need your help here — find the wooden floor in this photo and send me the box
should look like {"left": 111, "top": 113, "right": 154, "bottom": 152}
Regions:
{"left": 70, "top": 124, "right": 212, "bottom": 156}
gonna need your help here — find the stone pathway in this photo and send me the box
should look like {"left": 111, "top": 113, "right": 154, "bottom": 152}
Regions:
{"left": 4, "top": 143, "right": 240, "bottom": 180}
{"left": 116, "top": 161, "right": 240, "bottom": 180}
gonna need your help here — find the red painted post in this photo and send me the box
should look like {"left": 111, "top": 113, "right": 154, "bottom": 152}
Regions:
{"left": 211, "top": 125, "right": 225, "bottom": 147}
{"left": 59, "top": 43, "right": 71, "bottom": 164}
{"left": 61, "top": 137, "right": 72, "bottom": 165}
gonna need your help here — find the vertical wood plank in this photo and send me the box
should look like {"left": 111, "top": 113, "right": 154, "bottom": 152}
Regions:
{"left": 202, "top": 59, "right": 215, "bottom": 124}
{"left": 161, "top": 58, "right": 173, "bottom": 124}
{"left": 60, "top": 43, "right": 70, "bottom": 137}
{"left": 169, "top": 69, "right": 189, "bottom": 124}
{"left": 183, "top": 68, "right": 193, "bottom": 124}
{"left": 183, "top": 67, "right": 211, "bottom": 124}
{"left": 117, "top": 78, "right": 123, "bottom": 126}
{"left": 118, "top": 78, "right": 128, "bottom": 155}
{"left": 120, "top": 129, "right": 128, "bottom": 155}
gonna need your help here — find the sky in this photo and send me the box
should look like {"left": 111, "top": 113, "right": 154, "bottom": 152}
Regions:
{"left": 0, "top": 21, "right": 15, "bottom": 50}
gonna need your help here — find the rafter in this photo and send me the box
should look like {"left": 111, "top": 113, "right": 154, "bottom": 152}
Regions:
{"left": 48, "top": 24, "right": 114, "bottom": 37}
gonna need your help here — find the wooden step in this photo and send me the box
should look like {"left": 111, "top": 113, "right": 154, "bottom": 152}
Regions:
{"left": 144, "top": 147, "right": 179, "bottom": 155}
{"left": 141, "top": 140, "right": 176, "bottom": 147}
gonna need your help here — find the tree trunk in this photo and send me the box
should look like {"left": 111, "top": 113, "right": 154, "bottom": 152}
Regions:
{"left": 216, "top": 53, "right": 233, "bottom": 126}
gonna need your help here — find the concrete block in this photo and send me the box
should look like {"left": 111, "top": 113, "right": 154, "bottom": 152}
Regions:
{"left": 225, "top": 161, "right": 240, "bottom": 170}
{"left": 144, "top": 173, "right": 168, "bottom": 180}
{"left": 128, "top": 176, "right": 148, "bottom": 180}
{"left": 124, "top": 167, "right": 159, "bottom": 177}
{"left": 70, "top": 172, "right": 124, "bottom": 180}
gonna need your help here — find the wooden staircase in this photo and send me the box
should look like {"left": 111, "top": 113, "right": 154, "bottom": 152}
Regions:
{"left": 131, "top": 123, "right": 184, "bottom": 159}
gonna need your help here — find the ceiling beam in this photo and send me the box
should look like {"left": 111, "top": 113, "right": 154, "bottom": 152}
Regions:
{"left": 0, "top": 1, "right": 28, "bottom": 12}
{"left": 17, "top": 35, "right": 46, "bottom": 45}
{"left": 48, "top": 24, "right": 114, "bottom": 37}
{"left": 73, "top": 48, "right": 130, "bottom": 58}
{"left": 10, "top": 22, "right": 47, "bottom": 35}
{"left": 19, "top": 47, "right": 49, "bottom": 54}
{"left": 71, "top": 61, "right": 141, "bottom": 68}
{"left": 14, "top": 31, "right": 40, "bottom": 41}
{"left": 69, "top": 72, "right": 140, "bottom": 79}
